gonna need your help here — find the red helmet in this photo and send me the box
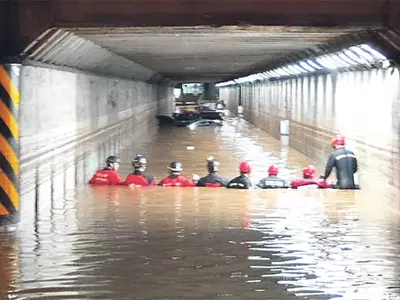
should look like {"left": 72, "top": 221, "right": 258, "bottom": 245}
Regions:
{"left": 302, "top": 165, "right": 316, "bottom": 179}
{"left": 268, "top": 164, "right": 279, "bottom": 176}
{"left": 239, "top": 162, "right": 251, "bottom": 174}
{"left": 331, "top": 135, "right": 345, "bottom": 146}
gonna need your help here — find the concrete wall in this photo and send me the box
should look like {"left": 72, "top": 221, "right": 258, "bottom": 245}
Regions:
{"left": 19, "top": 65, "right": 173, "bottom": 166}
{"left": 220, "top": 68, "right": 400, "bottom": 205}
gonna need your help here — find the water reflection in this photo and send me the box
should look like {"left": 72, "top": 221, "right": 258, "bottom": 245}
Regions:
{"left": 0, "top": 117, "right": 399, "bottom": 299}
{"left": 0, "top": 232, "right": 19, "bottom": 299}
{"left": 245, "top": 191, "right": 400, "bottom": 299}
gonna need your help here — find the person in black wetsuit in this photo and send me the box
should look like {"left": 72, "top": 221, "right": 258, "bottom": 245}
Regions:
{"left": 196, "top": 157, "right": 229, "bottom": 187}
{"left": 258, "top": 164, "right": 291, "bottom": 189}
{"left": 227, "top": 162, "right": 252, "bottom": 189}
{"left": 319, "top": 135, "right": 359, "bottom": 190}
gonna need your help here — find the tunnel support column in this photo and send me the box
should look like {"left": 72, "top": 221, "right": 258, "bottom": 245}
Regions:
{"left": 0, "top": 63, "right": 21, "bottom": 226}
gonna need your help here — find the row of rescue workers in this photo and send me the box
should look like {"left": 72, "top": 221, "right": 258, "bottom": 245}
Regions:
{"left": 89, "top": 135, "right": 360, "bottom": 190}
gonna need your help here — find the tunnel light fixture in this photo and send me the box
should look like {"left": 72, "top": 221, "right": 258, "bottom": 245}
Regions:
{"left": 343, "top": 49, "right": 368, "bottom": 65}
{"left": 264, "top": 71, "right": 274, "bottom": 77}
{"left": 360, "top": 44, "right": 387, "bottom": 60}
{"left": 287, "top": 64, "right": 303, "bottom": 74}
{"left": 215, "top": 43, "right": 389, "bottom": 87}
{"left": 337, "top": 52, "right": 359, "bottom": 66}
{"left": 216, "top": 80, "right": 236, "bottom": 87}
{"left": 306, "top": 60, "right": 324, "bottom": 70}
{"left": 330, "top": 54, "right": 351, "bottom": 68}
{"left": 269, "top": 70, "right": 281, "bottom": 77}
{"left": 293, "top": 63, "right": 308, "bottom": 73}
{"left": 254, "top": 74, "right": 262, "bottom": 81}
{"left": 278, "top": 67, "right": 292, "bottom": 76}
{"left": 259, "top": 73, "right": 270, "bottom": 79}
{"left": 274, "top": 69, "right": 285, "bottom": 76}
{"left": 317, "top": 56, "right": 340, "bottom": 70}
{"left": 299, "top": 61, "right": 316, "bottom": 72}
{"left": 350, "top": 46, "right": 376, "bottom": 63}
{"left": 242, "top": 76, "right": 250, "bottom": 83}
{"left": 282, "top": 67, "right": 295, "bottom": 76}
{"left": 274, "top": 68, "right": 288, "bottom": 76}
{"left": 263, "top": 72, "right": 272, "bottom": 78}
{"left": 255, "top": 73, "right": 267, "bottom": 80}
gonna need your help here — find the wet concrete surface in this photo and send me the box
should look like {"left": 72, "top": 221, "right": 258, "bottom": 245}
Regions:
{"left": 1, "top": 117, "right": 400, "bottom": 300}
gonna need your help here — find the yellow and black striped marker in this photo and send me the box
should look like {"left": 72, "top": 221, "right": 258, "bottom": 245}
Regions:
{"left": 0, "top": 64, "right": 21, "bottom": 225}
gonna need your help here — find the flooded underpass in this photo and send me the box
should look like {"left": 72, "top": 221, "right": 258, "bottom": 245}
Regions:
{"left": 1, "top": 117, "right": 400, "bottom": 300}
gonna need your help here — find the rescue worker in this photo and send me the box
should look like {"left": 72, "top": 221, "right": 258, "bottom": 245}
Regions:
{"left": 88, "top": 155, "right": 123, "bottom": 185}
{"left": 158, "top": 161, "right": 195, "bottom": 187}
{"left": 291, "top": 165, "right": 332, "bottom": 189}
{"left": 124, "top": 155, "right": 156, "bottom": 186}
{"left": 226, "top": 162, "right": 252, "bottom": 189}
{"left": 319, "top": 135, "right": 359, "bottom": 189}
{"left": 257, "top": 164, "right": 290, "bottom": 189}
{"left": 196, "top": 156, "right": 229, "bottom": 187}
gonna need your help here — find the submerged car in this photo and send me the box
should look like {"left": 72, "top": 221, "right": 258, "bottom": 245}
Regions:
{"left": 156, "top": 107, "right": 225, "bottom": 127}
{"left": 199, "top": 110, "right": 225, "bottom": 120}
{"left": 173, "top": 111, "right": 201, "bottom": 127}
{"left": 187, "top": 119, "right": 223, "bottom": 129}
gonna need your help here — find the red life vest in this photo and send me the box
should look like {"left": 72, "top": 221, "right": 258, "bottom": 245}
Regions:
{"left": 205, "top": 182, "right": 222, "bottom": 188}
{"left": 158, "top": 176, "right": 195, "bottom": 187}
{"left": 88, "top": 169, "right": 123, "bottom": 185}
{"left": 124, "top": 174, "right": 156, "bottom": 186}
{"left": 291, "top": 179, "right": 333, "bottom": 189}
{"left": 317, "top": 180, "right": 333, "bottom": 189}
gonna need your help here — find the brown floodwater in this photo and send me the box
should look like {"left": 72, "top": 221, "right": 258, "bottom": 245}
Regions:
{"left": 1, "top": 117, "right": 400, "bottom": 300}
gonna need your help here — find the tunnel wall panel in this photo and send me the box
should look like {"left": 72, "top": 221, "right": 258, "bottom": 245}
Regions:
{"left": 220, "top": 68, "right": 400, "bottom": 205}
{"left": 19, "top": 65, "right": 173, "bottom": 165}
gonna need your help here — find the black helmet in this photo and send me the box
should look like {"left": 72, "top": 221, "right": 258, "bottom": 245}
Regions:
{"left": 207, "top": 156, "right": 220, "bottom": 173}
{"left": 106, "top": 155, "right": 120, "bottom": 166}
{"left": 132, "top": 154, "right": 147, "bottom": 169}
{"left": 168, "top": 161, "right": 183, "bottom": 172}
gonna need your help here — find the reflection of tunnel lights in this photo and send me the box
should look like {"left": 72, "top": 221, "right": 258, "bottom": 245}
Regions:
{"left": 216, "top": 44, "right": 389, "bottom": 87}
{"left": 243, "top": 194, "right": 398, "bottom": 300}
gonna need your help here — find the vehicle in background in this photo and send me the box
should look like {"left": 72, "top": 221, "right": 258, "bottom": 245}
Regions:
{"left": 187, "top": 119, "right": 223, "bottom": 129}
{"left": 156, "top": 102, "right": 225, "bottom": 127}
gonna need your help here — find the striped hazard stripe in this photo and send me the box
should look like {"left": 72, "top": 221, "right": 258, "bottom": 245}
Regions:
{"left": 0, "top": 65, "right": 20, "bottom": 217}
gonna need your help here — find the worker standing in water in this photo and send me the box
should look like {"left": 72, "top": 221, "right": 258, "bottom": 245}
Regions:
{"left": 89, "top": 155, "right": 124, "bottom": 185}
{"left": 196, "top": 156, "right": 229, "bottom": 187}
{"left": 291, "top": 165, "right": 333, "bottom": 189}
{"left": 158, "top": 161, "right": 196, "bottom": 187}
{"left": 124, "top": 155, "right": 157, "bottom": 186}
{"left": 319, "top": 135, "right": 359, "bottom": 189}
{"left": 226, "top": 162, "right": 252, "bottom": 189}
{"left": 257, "top": 164, "right": 291, "bottom": 189}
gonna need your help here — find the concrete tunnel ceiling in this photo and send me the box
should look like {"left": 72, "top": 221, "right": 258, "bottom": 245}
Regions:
{"left": 23, "top": 26, "right": 394, "bottom": 83}
{"left": 71, "top": 26, "right": 372, "bottom": 83}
